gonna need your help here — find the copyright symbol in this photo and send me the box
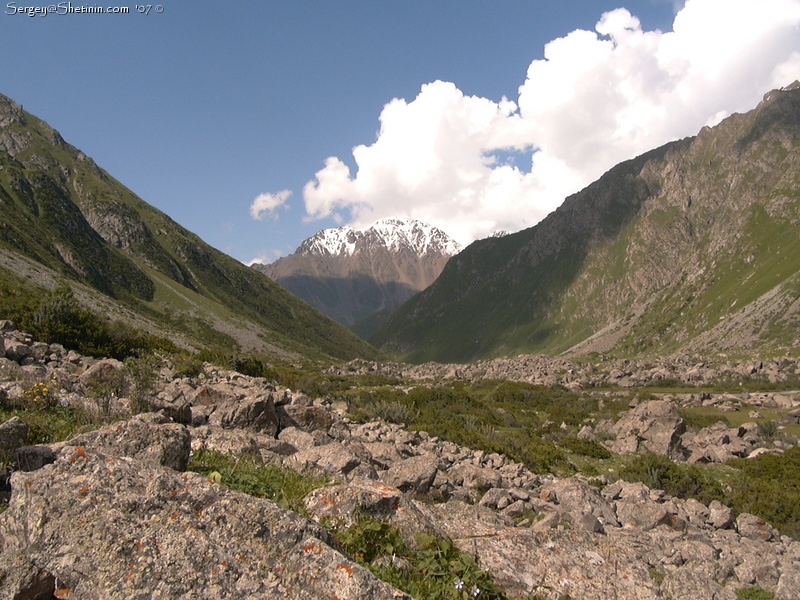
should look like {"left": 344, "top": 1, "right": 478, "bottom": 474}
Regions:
{"left": 155, "top": 4, "right": 163, "bottom": 12}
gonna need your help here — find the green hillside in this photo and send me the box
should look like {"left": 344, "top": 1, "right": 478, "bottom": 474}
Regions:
{"left": 373, "top": 84, "right": 800, "bottom": 363}
{"left": 0, "top": 93, "right": 379, "bottom": 362}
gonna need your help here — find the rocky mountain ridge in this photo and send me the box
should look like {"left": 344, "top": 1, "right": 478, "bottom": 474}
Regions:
{"left": 0, "top": 93, "right": 377, "bottom": 362}
{"left": 255, "top": 218, "right": 461, "bottom": 336}
{"left": 295, "top": 217, "right": 462, "bottom": 258}
{"left": 373, "top": 83, "right": 800, "bottom": 363}
{"left": 2, "top": 323, "right": 800, "bottom": 599}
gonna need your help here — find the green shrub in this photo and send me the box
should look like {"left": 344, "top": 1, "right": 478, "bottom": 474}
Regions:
{"left": 11, "top": 283, "right": 177, "bottom": 359}
{"left": 122, "top": 354, "right": 161, "bottom": 414}
{"left": 558, "top": 436, "right": 612, "bottom": 459}
{"left": 735, "top": 587, "right": 775, "bottom": 600}
{"left": 0, "top": 405, "right": 97, "bottom": 447}
{"left": 729, "top": 447, "right": 800, "bottom": 539}
{"left": 335, "top": 516, "right": 509, "bottom": 600}
{"left": 618, "top": 453, "right": 727, "bottom": 505}
{"left": 679, "top": 409, "right": 731, "bottom": 430}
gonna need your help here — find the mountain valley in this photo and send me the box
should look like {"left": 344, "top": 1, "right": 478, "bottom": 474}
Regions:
{"left": 1, "top": 84, "right": 800, "bottom": 600}
{"left": 254, "top": 218, "right": 461, "bottom": 338}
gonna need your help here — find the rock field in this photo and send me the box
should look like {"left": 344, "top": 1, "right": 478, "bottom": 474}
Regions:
{"left": 1, "top": 321, "right": 800, "bottom": 599}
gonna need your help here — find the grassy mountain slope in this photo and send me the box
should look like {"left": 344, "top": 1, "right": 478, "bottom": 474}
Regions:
{"left": 373, "top": 84, "right": 800, "bottom": 363}
{"left": 0, "top": 93, "right": 379, "bottom": 362}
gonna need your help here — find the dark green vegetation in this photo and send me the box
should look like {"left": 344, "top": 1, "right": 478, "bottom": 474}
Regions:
{"left": 347, "top": 380, "right": 629, "bottom": 475}
{"left": 735, "top": 587, "right": 776, "bottom": 600}
{"left": 4, "top": 283, "right": 178, "bottom": 359}
{"left": 346, "top": 378, "right": 800, "bottom": 539}
{"left": 188, "top": 449, "right": 329, "bottom": 515}
{"left": 0, "top": 93, "right": 378, "bottom": 363}
{"left": 373, "top": 85, "right": 800, "bottom": 363}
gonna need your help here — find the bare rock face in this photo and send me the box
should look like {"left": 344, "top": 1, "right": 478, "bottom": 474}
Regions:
{"left": 0, "top": 448, "right": 410, "bottom": 600}
{"left": 609, "top": 400, "right": 688, "bottom": 460}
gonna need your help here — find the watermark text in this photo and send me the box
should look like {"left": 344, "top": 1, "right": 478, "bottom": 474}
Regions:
{"left": 5, "top": 2, "right": 166, "bottom": 16}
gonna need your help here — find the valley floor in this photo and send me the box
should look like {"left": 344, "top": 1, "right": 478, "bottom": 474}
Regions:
{"left": 1, "top": 321, "right": 799, "bottom": 599}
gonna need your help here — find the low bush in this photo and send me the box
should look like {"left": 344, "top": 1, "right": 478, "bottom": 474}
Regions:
{"left": 8, "top": 283, "right": 177, "bottom": 359}
{"left": 735, "top": 587, "right": 775, "bottom": 600}
{"left": 729, "top": 447, "right": 800, "bottom": 539}
{"left": 334, "top": 514, "right": 509, "bottom": 600}
{"left": 618, "top": 453, "right": 727, "bottom": 505}
{"left": 558, "top": 436, "right": 612, "bottom": 459}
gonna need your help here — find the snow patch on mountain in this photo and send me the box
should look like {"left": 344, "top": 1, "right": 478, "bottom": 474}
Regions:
{"left": 297, "top": 218, "right": 462, "bottom": 258}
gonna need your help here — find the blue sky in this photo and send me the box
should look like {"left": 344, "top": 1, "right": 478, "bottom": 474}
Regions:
{"left": 2, "top": 0, "right": 799, "bottom": 264}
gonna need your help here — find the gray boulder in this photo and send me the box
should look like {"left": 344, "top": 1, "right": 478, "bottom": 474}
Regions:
{"left": 12, "top": 445, "right": 56, "bottom": 472}
{"left": 0, "top": 448, "right": 410, "bottom": 600}
{"left": 2, "top": 339, "right": 31, "bottom": 364}
{"left": 736, "top": 513, "right": 778, "bottom": 541}
{"left": 303, "top": 478, "right": 443, "bottom": 543}
{"left": 539, "top": 477, "right": 619, "bottom": 528}
{"left": 78, "top": 358, "right": 123, "bottom": 387}
{"left": 609, "top": 400, "right": 687, "bottom": 460}
{"left": 58, "top": 413, "right": 191, "bottom": 471}
{"left": 207, "top": 396, "right": 278, "bottom": 436}
{"left": 285, "top": 442, "right": 363, "bottom": 478}
{"left": 0, "top": 416, "right": 29, "bottom": 461}
{"left": 278, "top": 426, "right": 316, "bottom": 451}
{"left": 448, "top": 464, "right": 503, "bottom": 492}
{"left": 382, "top": 454, "right": 440, "bottom": 494}
{"left": 191, "top": 425, "right": 295, "bottom": 462}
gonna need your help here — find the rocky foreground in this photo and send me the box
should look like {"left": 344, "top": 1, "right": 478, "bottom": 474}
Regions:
{"left": 1, "top": 323, "right": 800, "bottom": 599}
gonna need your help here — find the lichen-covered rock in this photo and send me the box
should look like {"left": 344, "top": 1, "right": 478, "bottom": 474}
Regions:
{"left": 285, "top": 442, "right": 363, "bottom": 477}
{"left": 56, "top": 413, "right": 191, "bottom": 471}
{"left": 207, "top": 396, "right": 278, "bottom": 435}
{"left": 448, "top": 527, "right": 660, "bottom": 599}
{"left": 0, "top": 448, "right": 410, "bottom": 600}
{"left": 303, "top": 478, "right": 443, "bottom": 543}
{"left": 382, "top": 454, "right": 440, "bottom": 494}
{"left": 609, "top": 400, "right": 688, "bottom": 460}
{"left": 660, "top": 561, "right": 737, "bottom": 600}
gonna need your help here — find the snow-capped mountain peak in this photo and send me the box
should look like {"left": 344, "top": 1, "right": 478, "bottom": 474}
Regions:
{"left": 297, "top": 217, "right": 462, "bottom": 258}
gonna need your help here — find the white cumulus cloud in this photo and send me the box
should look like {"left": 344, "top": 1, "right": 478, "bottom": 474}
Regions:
{"left": 302, "top": 0, "right": 800, "bottom": 245}
{"left": 250, "top": 189, "right": 292, "bottom": 220}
